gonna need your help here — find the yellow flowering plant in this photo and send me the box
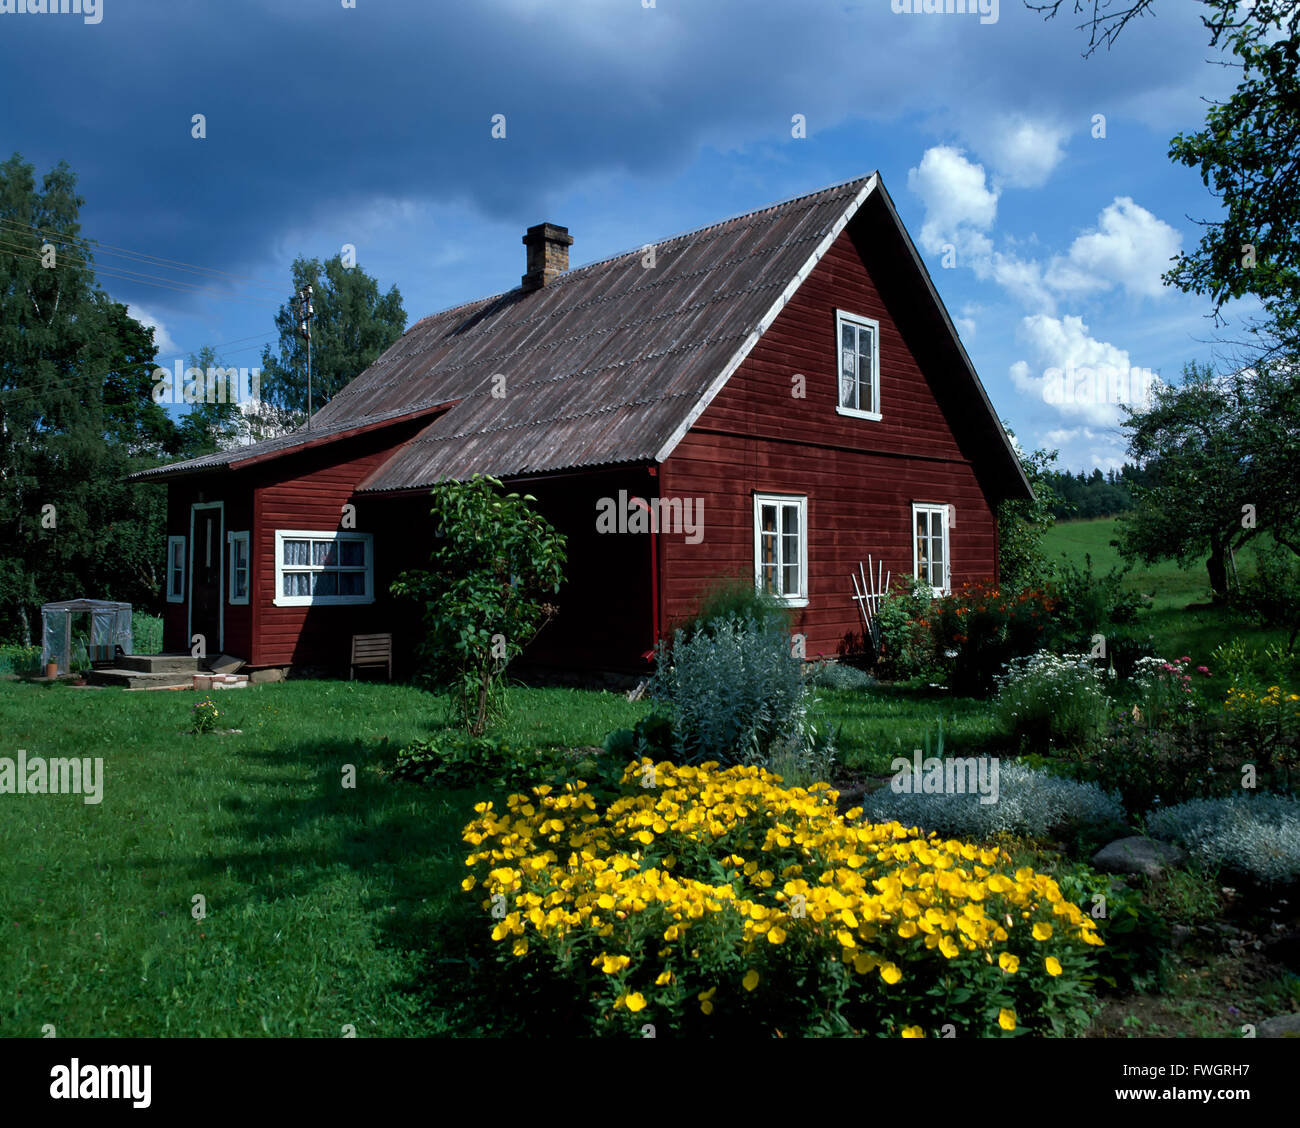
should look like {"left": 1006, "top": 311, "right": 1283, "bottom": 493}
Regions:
{"left": 461, "top": 760, "right": 1105, "bottom": 1036}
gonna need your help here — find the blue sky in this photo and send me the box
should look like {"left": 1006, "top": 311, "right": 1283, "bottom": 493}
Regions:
{"left": 0, "top": 0, "right": 1254, "bottom": 473}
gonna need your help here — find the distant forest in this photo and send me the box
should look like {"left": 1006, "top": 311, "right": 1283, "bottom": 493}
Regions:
{"left": 1041, "top": 464, "right": 1155, "bottom": 521}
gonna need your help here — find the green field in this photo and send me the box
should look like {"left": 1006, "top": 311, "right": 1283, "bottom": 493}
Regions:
{"left": 1040, "top": 517, "right": 1294, "bottom": 692}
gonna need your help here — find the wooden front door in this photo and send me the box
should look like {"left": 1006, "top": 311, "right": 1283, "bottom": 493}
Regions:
{"left": 189, "top": 503, "right": 223, "bottom": 657}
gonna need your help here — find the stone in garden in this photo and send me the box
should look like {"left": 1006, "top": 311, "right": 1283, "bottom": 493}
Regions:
{"left": 1091, "top": 837, "right": 1186, "bottom": 878}
{"left": 1257, "top": 1013, "right": 1300, "bottom": 1038}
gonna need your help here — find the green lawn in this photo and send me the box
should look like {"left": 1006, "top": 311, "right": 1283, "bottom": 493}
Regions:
{"left": 0, "top": 679, "right": 644, "bottom": 1037}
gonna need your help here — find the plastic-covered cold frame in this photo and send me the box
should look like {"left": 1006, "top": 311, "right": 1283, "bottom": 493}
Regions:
{"left": 40, "top": 599, "right": 133, "bottom": 676}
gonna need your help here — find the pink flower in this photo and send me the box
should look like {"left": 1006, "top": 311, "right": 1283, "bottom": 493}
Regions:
{"left": 1178, "top": 656, "right": 1191, "bottom": 664}
{"left": 1197, "top": 666, "right": 1210, "bottom": 675}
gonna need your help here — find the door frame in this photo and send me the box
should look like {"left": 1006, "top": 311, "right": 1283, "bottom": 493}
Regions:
{"left": 188, "top": 501, "right": 225, "bottom": 655}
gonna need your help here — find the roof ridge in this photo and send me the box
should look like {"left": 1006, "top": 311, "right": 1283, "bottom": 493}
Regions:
{"left": 402, "top": 171, "right": 877, "bottom": 334}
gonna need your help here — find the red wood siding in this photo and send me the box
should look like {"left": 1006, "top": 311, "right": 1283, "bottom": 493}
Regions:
{"left": 658, "top": 212, "right": 998, "bottom": 658}
{"left": 251, "top": 423, "right": 430, "bottom": 669}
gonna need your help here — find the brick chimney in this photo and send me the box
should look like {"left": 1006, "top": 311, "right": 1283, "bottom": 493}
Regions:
{"left": 521, "top": 222, "right": 573, "bottom": 291}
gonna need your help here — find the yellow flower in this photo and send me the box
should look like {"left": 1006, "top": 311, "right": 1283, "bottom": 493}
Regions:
{"left": 624, "top": 992, "right": 647, "bottom": 1012}
{"left": 997, "top": 1008, "right": 1016, "bottom": 1031}
{"left": 901, "top": 1025, "right": 925, "bottom": 1038}
{"left": 1032, "top": 922, "right": 1053, "bottom": 941}
{"left": 742, "top": 969, "right": 760, "bottom": 992}
{"left": 998, "top": 952, "right": 1019, "bottom": 974}
{"left": 512, "top": 938, "right": 529, "bottom": 957}
{"left": 767, "top": 926, "right": 787, "bottom": 945}
{"left": 1045, "top": 957, "right": 1063, "bottom": 976}
{"left": 655, "top": 969, "right": 673, "bottom": 986}
{"left": 880, "top": 962, "right": 902, "bottom": 985}
{"left": 938, "top": 936, "right": 960, "bottom": 959}
{"left": 460, "top": 876, "right": 476, "bottom": 891}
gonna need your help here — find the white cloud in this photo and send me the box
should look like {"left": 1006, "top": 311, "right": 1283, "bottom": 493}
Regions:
{"left": 906, "top": 146, "right": 999, "bottom": 254}
{"left": 127, "top": 305, "right": 178, "bottom": 355}
{"left": 1009, "top": 314, "right": 1156, "bottom": 426}
{"left": 1045, "top": 197, "right": 1181, "bottom": 299}
{"left": 1040, "top": 426, "right": 1130, "bottom": 472}
{"left": 977, "top": 116, "right": 1070, "bottom": 189}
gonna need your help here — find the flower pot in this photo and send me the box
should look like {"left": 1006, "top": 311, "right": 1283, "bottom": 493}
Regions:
{"left": 45, "top": 662, "right": 58, "bottom": 680}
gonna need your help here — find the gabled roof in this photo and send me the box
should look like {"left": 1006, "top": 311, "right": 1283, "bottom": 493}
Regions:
{"left": 137, "top": 173, "right": 1031, "bottom": 500}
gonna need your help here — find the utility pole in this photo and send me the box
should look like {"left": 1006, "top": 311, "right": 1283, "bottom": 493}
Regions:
{"left": 295, "top": 283, "right": 314, "bottom": 430}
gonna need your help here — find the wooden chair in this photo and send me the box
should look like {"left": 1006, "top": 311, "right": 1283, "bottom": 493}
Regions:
{"left": 350, "top": 633, "right": 393, "bottom": 681}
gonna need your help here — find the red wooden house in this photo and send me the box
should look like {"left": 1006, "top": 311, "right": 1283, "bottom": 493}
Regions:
{"left": 131, "top": 173, "right": 1031, "bottom": 677}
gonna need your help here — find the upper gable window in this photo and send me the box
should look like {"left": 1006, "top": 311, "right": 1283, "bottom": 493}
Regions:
{"left": 835, "top": 310, "right": 881, "bottom": 421}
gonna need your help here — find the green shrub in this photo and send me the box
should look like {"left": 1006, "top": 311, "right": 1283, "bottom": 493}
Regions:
{"left": 872, "top": 576, "right": 936, "bottom": 681}
{"left": 1145, "top": 794, "right": 1300, "bottom": 884}
{"left": 649, "top": 612, "right": 826, "bottom": 770}
{"left": 1063, "top": 710, "right": 1236, "bottom": 813}
{"left": 391, "top": 475, "right": 567, "bottom": 735}
{"left": 392, "top": 733, "right": 565, "bottom": 791}
{"left": 1044, "top": 554, "right": 1145, "bottom": 652}
{"left": 0, "top": 644, "right": 41, "bottom": 676}
{"left": 1229, "top": 546, "right": 1300, "bottom": 648}
{"left": 994, "top": 651, "right": 1112, "bottom": 752}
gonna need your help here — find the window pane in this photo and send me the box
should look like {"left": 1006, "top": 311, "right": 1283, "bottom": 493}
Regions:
{"left": 283, "top": 539, "right": 309, "bottom": 566}
{"left": 840, "top": 324, "right": 857, "bottom": 408}
{"left": 760, "top": 563, "right": 779, "bottom": 594}
{"left": 313, "top": 541, "right": 338, "bottom": 567}
{"left": 783, "top": 562, "right": 799, "bottom": 596}
{"left": 284, "top": 572, "right": 308, "bottom": 597}
{"left": 339, "top": 571, "right": 365, "bottom": 596}
{"left": 311, "top": 572, "right": 338, "bottom": 596}
{"left": 339, "top": 540, "right": 365, "bottom": 567}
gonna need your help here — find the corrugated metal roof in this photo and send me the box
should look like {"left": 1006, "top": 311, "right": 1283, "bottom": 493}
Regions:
{"left": 333, "top": 175, "right": 875, "bottom": 491}
{"left": 126, "top": 401, "right": 451, "bottom": 482}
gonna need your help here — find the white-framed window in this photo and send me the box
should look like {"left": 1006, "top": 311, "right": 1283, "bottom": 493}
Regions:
{"left": 228, "top": 531, "right": 250, "bottom": 605}
{"left": 167, "top": 536, "right": 186, "bottom": 603}
{"left": 835, "top": 309, "right": 881, "bottom": 420}
{"left": 273, "top": 530, "right": 374, "bottom": 607}
{"left": 913, "top": 503, "right": 950, "bottom": 595}
{"left": 754, "top": 494, "right": 808, "bottom": 607}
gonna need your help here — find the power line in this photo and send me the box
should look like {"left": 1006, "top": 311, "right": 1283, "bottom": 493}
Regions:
{"left": 0, "top": 240, "right": 281, "bottom": 307}
{"left": 0, "top": 217, "right": 289, "bottom": 293}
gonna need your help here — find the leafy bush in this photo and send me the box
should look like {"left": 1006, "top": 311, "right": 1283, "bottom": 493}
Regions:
{"left": 805, "top": 659, "right": 874, "bottom": 691}
{"left": 928, "top": 583, "right": 1057, "bottom": 696}
{"left": 860, "top": 760, "right": 1126, "bottom": 843}
{"left": 1044, "top": 554, "right": 1145, "bottom": 652}
{"left": 649, "top": 612, "right": 822, "bottom": 770}
{"left": 1064, "top": 709, "right": 1236, "bottom": 814}
{"left": 391, "top": 475, "right": 567, "bottom": 735}
{"left": 392, "top": 733, "right": 566, "bottom": 792}
{"left": 1229, "top": 546, "right": 1300, "bottom": 648}
{"left": 1145, "top": 794, "right": 1300, "bottom": 884}
{"left": 994, "top": 651, "right": 1111, "bottom": 751}
{"left": 872, "top": 576, "right": 937, "bottom": 681}
{"left": 0, "top": 644, "right": 41, "bottom": 676}
{"left": 461, "top": 761, "right": 1105, "bottom": 1036}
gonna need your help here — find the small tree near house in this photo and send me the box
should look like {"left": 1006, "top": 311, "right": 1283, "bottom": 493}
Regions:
{"left": 391, "top": 475, "right": 567, "bottom": 735}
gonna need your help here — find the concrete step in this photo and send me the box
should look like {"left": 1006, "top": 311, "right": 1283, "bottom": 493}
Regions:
{"left": 88, "top": 668, "right": 196, "bottom": 689}
{"left": 117, "top": 653, "right": 199, "bottom": 674}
